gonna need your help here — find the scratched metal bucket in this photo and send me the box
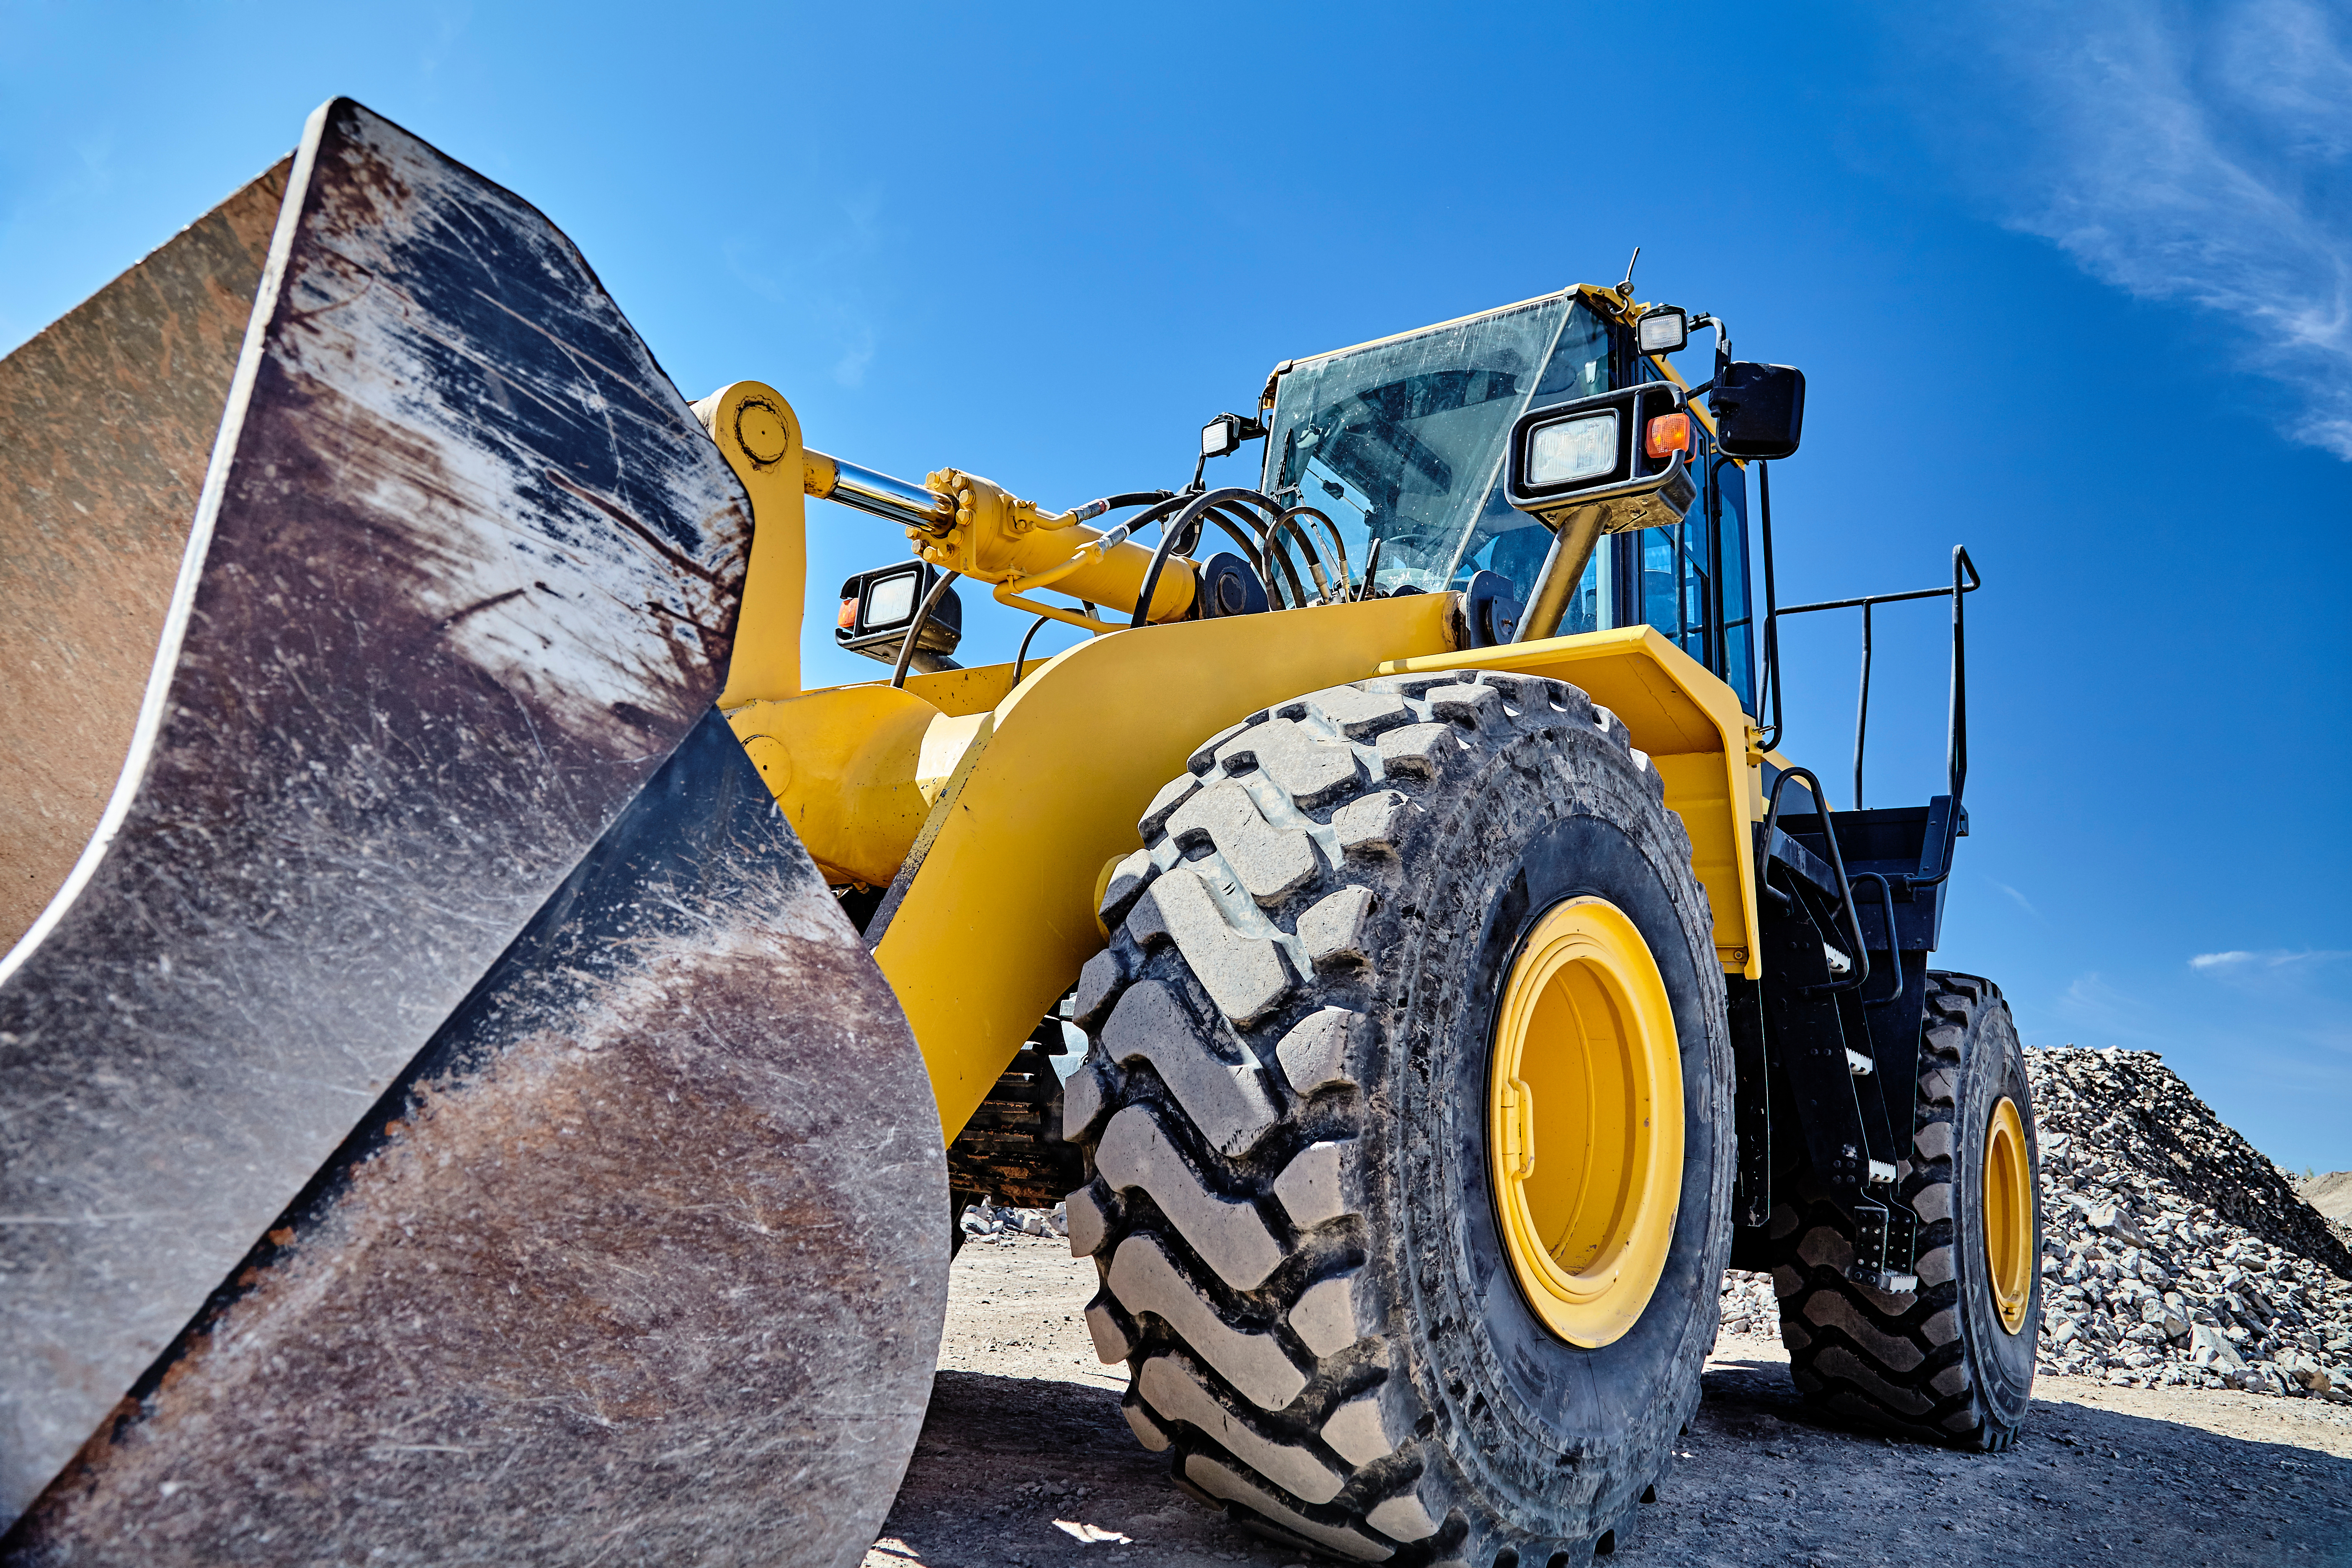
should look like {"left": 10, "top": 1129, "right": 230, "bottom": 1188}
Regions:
{"left": 0, "top": 99, "right": 944, "bottom": 1565}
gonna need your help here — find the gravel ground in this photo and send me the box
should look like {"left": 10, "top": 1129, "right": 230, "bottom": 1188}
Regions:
{"left": 864, "top": 1234, "right": 2352, "bottom": 1568}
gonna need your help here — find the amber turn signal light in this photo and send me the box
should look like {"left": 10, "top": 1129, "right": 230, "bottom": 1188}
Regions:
{"left": 837, "top": 597, "right": 859, "bottom": 630}
{"left": 1644, "top": 412, "right": 1691, "bottom": 461}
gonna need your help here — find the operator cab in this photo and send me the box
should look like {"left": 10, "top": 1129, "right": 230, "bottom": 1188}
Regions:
{"left": 1259, "top": 287, "right": 1759, "bottom": 713}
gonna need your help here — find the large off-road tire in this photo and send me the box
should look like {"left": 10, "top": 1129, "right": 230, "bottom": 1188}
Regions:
{"left": 1769, "top": 972, "right": 2041, "bottom": 1449}
{"left": 1062, "top": 669, "right": 1733, "bottom": 1566}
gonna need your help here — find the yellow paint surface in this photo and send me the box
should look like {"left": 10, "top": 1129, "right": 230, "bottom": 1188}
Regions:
{"left": 1380, "top": 626, "right": 1762, "bottom": 978}
{"left": 875, "top": 593, "right": 1457, "bottom": 1142}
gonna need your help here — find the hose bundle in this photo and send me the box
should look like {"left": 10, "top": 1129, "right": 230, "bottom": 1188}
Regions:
{"left": 1127, "top": 488, "right": 1371, "bottom": 627}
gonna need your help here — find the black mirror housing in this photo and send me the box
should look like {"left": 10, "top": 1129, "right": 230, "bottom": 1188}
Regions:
{"left": 1712, "top": 361, "right": 1805, "bottom": 459}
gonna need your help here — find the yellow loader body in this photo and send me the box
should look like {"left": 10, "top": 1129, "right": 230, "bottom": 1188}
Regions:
{"left": 698, "top": 384, "right": 1770, "bottom": 1142}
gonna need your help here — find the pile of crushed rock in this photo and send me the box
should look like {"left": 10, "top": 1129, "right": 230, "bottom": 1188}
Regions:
{"left": 1718, "top": 1046, "right": 2352, "bottom": 1403}
{"left": 2030, "top": 1045, "right": 2349, "bottom": 1398}
{"left": 958, "top": 1199, "right": 1067, "bottom": 1246}
{"left": 1717, "top": 1269, "right": 1784, "bottom": 1340}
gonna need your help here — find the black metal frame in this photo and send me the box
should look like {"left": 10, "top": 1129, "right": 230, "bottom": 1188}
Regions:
{"left": 1757, "top": 765, "right": 1870, "bottom": 998}
{"left": 1755, "top": 461, "right": 1979, "bottom": 833}
{"left": 1744, "top": 842, "right": 1921, "bottom": 1291}
{"left": 1728, "top": 459, "right": 1987, "bottom": 1291}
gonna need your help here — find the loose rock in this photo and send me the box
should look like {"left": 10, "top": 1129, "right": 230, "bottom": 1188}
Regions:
{"left": 2026, "top": 1046, "right": 2352, "bottom": 1401}
{"left": 1722, "top": 1046, "right": 2352, "bottom": 1405}
{"left": 961, "top": 1198, "right": 1071, "bottom": 1243}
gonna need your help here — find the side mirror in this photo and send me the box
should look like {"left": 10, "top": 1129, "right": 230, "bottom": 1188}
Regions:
{"left": 1711, "top": 361, "right": 1805, "bottom": 459}
{"left": 1504, "top": 382, "right": 1699, "bottom": 533}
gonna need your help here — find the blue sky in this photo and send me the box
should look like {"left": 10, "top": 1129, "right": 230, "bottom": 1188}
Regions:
{"left": 5, "top": 3, "right": 2348, "bottom": 1170}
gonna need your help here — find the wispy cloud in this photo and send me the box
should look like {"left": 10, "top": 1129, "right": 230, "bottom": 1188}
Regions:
{"left": 2187, "top": 950, "right": 2352, "bottom": 1045}
{"left": 2189, "top": 947, "right": 2352, "bottom": 971}
{"left": 833, "top": 327, "right": 876, "bottom": 389}
{"left": 1990, "top": 878, "right": 2043, "bottom": 919}
{"left": 2182, "top": 945, "right": 2352, "bottom": 1006}
{"left": 2054, "top": 970, "right": 2170, "bottom": 1046}
{"left": 719, "top": 184, "right": 891, "bottom": 394}
{"left": 1929, "top": 1, "right": 2352, "bottom": 456}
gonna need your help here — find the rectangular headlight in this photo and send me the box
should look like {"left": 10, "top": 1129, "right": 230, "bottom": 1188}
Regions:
{"left": 1528, "top": 411, "right": 1619, "bottom": 486}
{"left": 862, "top": 571, "right": 919, "bottom": 628}
{"left": 1637, "top": 307, "right": 1688, "bottom": 355}
{"left": 836, "top": 560, "right": 965, "bottom": 664}
{"left": 1504, "top": 382, "right": 1696, "bottom": 537}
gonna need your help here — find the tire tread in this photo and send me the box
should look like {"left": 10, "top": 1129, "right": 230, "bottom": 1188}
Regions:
{"left": 1071, "top": 669, "right": 1721, "bottom": 1561}
{"left": 1770, "top": 971, "right": 2037, "bottom": 1450}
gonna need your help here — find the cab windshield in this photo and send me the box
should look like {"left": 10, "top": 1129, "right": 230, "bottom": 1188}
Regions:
{"left": 1260, "top": 290, "right": 1756, "bottom": 713}
{"left": 1262, "top": 292, "right": 1610, "bottom": 596}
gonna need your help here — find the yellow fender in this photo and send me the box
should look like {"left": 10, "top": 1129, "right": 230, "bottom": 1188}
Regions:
{"left": 1377, "top": 626, "right": 1764, "bottom": 980}
{"left": 869, "top": 593, "right": 1455, "bottom": 1142}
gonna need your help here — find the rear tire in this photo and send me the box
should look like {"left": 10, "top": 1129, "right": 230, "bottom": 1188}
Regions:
{"left": 1769, "top": 972, "right": 2041, "bottom": 1449}
{"left": 1063, "top": 670, "right": 1732, "bottom": 1565}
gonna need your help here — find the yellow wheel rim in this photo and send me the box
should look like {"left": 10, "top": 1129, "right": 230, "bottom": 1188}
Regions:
{"left": 1983, "top": 1095, "right": 2033, "bottom": 1335}
{"left": 1488, "top": 897, "right": 1684, "bottom": 1348}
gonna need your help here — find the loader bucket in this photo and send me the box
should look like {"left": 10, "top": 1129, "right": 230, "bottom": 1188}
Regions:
{"left": 0, "top": 100, "right": 945, "bottom": 1564}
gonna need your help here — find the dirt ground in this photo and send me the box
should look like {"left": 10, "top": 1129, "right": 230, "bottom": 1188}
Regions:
{"left": 863, "top": 1234, "right": 2352, "bottom": 1568}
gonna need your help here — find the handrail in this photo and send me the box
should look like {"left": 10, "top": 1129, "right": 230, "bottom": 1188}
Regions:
{"left": 1759, "top": 534, "right": 1980, "bottom": 816}
{"left": 1914, "top": 544, "right": 1978, "bottom": 888}
{"left": 1850, "top": 871, "right": 1906, "bottom": 1009}
{"left": 1758, "top": 765, "right": 1872, "bottom": 999}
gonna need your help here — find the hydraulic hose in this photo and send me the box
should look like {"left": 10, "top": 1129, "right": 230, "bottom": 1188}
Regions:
{"left": 1274, "top": 505, "right": 1350, "bottom": 602}
{"left": 1010, "top": 613, "right": 1052, "bottom": 686}
{"left": 1132, "top": 488, "right": 1284, "bottom": 628}
{"left": 1068, "top": 490, "right": 1177, "bottom": 524}
{"left": 890, "top": 569, "right": 963, "bottom": 690}
{"left": 1197, "top": 501, "right": 1274, "bottom": 575}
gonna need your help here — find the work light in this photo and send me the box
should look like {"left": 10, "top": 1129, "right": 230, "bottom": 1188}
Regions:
{"left": 1501, "top": 381, "right": 1699, "bottom": 644}
{"left": 1199, "top": 411, "right": 1267, "bottom": 459}
{"left": 863, "top": 569, "right": 919, "bottom": 628}
{"left": 1527, "top": 411, "right": 1619, "bottom": 486}
{"left": 836, "top": 561, "right": 963, "bottom": 664}
{"left": 1636, "top": 306, "right": 1689, "bottom": 356}
{"left": 1506, "top": 383, "right": 1694, "bottom": 521}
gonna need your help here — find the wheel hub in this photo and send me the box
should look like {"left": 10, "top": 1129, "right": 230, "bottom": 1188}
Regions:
{"left": 1488, "top": 896, "right": 1684, "bottom": 1348}
{"left": 1983, "top": 1095, "right": 2034, "bottom": 1334}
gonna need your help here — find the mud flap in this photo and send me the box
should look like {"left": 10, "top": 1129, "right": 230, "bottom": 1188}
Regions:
{"left": 0, "top": 96, "right": 945, "bottom": 1552}
{"left": 5, "top": 711, "right": 945, "bottom": 1565}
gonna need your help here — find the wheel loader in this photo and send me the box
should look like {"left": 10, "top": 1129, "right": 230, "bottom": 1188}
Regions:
{"left": 0, "top": 101, "right": 2042, "bottom": 1566}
